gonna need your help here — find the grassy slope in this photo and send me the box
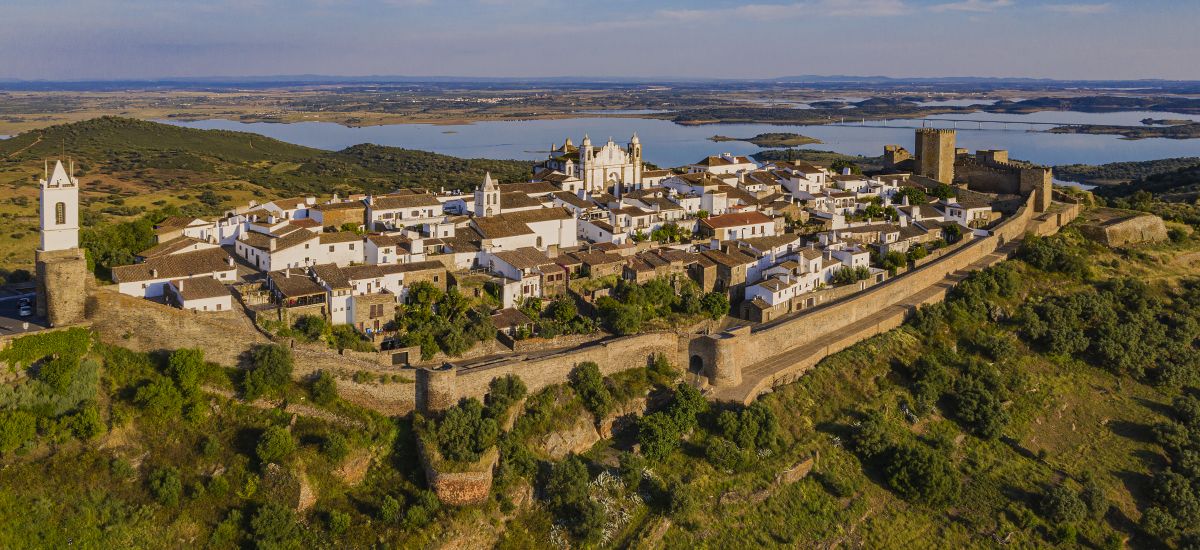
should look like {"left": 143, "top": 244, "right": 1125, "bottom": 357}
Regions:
{"left": 0, "top": 117, "right": 532, "bottom": 272}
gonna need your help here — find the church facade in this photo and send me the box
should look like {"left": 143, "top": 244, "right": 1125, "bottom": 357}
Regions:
{"left": 35, "top": 160, "right": 89, "bottom": 326}
{"left": 537, "top": 134, "right": 644, "bottom": 196}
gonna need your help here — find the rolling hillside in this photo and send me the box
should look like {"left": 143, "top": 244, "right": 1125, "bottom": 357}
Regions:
{"left": 0, "top": 117, "right": 533, "bottom": 271}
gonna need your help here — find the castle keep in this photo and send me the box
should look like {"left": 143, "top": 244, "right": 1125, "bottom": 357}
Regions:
{"left": 35, "top": 160, "right": 89, "bottom": 327}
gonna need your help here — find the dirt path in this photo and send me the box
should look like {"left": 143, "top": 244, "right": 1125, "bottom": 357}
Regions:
{"left": 3, "top": 134, "right": 42, "bottom": 159}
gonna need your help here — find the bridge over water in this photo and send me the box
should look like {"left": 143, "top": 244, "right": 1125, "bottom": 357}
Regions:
{"left": 826, "top": 117, "right": 1136, "bottom": 132}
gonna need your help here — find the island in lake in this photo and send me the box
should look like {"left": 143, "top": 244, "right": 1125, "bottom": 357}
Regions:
{"left": 1050, "top": 121, "right": 1200, "bottom": 140}
{"left": 709, "top": 132, "right": 822, "bottom": 147}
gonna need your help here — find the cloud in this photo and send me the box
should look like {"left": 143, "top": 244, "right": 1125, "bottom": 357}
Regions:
{"left": 929, "top": 0, "right": 1013, "bottom": 13}
{"left": 656, "top": 0, "right": 908, "bottom": 21}
{"left": 1039, "top": 2, "right": 1112, "bottom": 14}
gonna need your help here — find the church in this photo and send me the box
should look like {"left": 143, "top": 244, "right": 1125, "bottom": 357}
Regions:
{"left": 535, "top": 134, "right": 644, "bottom": 196}
{"left": 35, "top": 159, "right": 89, "bottom": 326}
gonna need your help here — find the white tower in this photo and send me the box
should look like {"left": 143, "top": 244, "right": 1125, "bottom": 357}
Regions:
{"left": 39, "top": 160, "right": 80, "bottom": 252}
{"left": 474, "top": 172, "right": 501, "bottom": 217}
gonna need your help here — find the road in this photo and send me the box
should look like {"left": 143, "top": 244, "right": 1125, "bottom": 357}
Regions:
{"left": 0, "top": 292, "right": 49, "bottom": 335}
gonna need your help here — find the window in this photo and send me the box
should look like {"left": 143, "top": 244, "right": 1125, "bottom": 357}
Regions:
{"left": 54, "top": 202, "right": 66, "bottom": 225}
{"left": 329, "top": 245, "right": 335, "bottom": 252}
{"left": 349, "top": 243, "right": 355, "bottom": 250}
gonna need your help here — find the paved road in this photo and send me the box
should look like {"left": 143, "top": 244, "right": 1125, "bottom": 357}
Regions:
{"left": 0, "top": 292, "right": 49, "bottom": 335}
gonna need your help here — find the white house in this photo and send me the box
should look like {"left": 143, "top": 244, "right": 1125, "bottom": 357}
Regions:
{"left": 112, "top": 248, "right": 237, "bottom": 298}
{"left": 166, "top": 277, "right": 233, "bottom": 312}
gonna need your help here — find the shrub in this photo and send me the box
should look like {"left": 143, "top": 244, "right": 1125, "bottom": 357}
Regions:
{"left": 884, "top": 442, "right": 959, "bottom": 505}
{"left": 1040, "top": 484, "right": 1087, "bottom": 525}
{"left": 484, "top": 374, "right": 527, "bottom": 420}
{"left": 379, "top": 494, "right": 402, "bottom": 523}
{"left": 250, "top": 502, "right": 301, "bottom": 550}
{"left": 0, "top": 410, "right": 37, "bottom": 454}
{"left": 544, "top": 455, "right": 604, "bottom": 543}
{"left": 327, "top": 510, "right": 350, "bottom": 534}
{"left": 69, "top": 403, "right": 105, "bottom": 440}
{"left": 668, "top": 383, "right": 708, "bottom": 433}
{"left": 148, "top": 466, "right": 183, "bottom": 506}
{"left": 256, "top": 425, "right": 297, "bottom": 464}
{"left": 166, "top": 348, "right": 206, "bottom": 394}
{"left": 134, "top": 377, "right": 184, "bottom": 418}
{"left": 310, "top": 371, "right": 337, "bottom": 405}
{"left": 569, "top": 362, "right": 612, "bottom": 419}
{"left": 431, "top": 398, "right": 498, "bottom": 463}
{"left": 949, "top": 376, "right": 1010, "bottom": 439}
{"left": 243, "top": 344, "right": 293, "bottom": 401}
{"left": 293, "top": 315, "right": 327, "bottom": 343}
{"left": 705, "top": 436, "right": 747, "bottom": 471}
{"left": 322, "top": 432, "right": 349, "bottom": 462}
{"left": 700, "top": 292, "right": 729, "bottom": 320}
{"left": 850, "top": 409, "right": 894, "bottom": 460}
{"left": 618, "top": 451, "right": 647, "bottom": 492}
{"left": 638, "top": 412, "right": 680, "bottom": 461}
{"left": 717, "top": 401, "right": 781, "bottom": 453}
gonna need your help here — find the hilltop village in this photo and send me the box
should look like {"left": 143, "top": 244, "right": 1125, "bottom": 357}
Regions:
{"left": 76, "top": 128, "right": 1053, "bottom": 349}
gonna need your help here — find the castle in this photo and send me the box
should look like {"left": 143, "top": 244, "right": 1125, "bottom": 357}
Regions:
{"left": 35, "top": 160, "right": 88, "bottom": 327}
{"left": 884, "top": 128, "right": 1052, "bottom": 213}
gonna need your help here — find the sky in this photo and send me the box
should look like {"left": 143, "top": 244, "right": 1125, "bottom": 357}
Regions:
{"left": 1, "top": 0, "right": 1196, "bottom": 81}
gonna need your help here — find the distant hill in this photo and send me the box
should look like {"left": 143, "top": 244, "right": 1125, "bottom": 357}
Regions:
{"left": 1054, "top": 157, "right": 1200, "bottom": 186}
{"left": 0, "top": 117, "right": 533, "bottom": 197}
{"left": 1096, "top": 162, "right": 1200, "bottom": 202}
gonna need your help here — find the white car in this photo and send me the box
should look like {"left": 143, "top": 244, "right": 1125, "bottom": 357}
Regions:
{"left": 18, "top": 298, "right": 32, "bottom": 317}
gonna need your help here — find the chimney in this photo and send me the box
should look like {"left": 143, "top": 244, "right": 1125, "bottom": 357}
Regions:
{"left": 177, "top": 279, "right": 184, "bottom": 292}
{"left": 285, "top": 268, "right": 291, "bottom": 278}
{"left": 269, "top": 238, "right": 277, "bottom": 251}
{"left": 226, "top": 255, "right": 235, "bottom": 267}
{"left": 151, "top": 268, "right": 158, "bottom": 278}
{"left": 842, "top": 167, "right": 851, "bottom": 176}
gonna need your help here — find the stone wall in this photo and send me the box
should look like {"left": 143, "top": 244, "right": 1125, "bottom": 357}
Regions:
{"left": 35, "top": 248, "right": 88, "bottom": 327}
{"left": 416, "top": 440, "right": 496, "bottom": 506}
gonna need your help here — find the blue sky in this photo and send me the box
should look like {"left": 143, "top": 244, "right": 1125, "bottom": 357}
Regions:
{"left": 2, "top": 0, "right": 1195, "bottom": 80}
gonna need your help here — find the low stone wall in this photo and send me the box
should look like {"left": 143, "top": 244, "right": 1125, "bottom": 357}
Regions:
{"left": 416, "top": 439, "right": 497, "bottom": 506}
{"left": 1079, "top": 209, "right": 1167, "bottom": 247}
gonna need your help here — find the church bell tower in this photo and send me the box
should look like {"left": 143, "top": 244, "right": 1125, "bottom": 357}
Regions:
{"left": 35, "top": 159, "right": 89, "bottom": 326}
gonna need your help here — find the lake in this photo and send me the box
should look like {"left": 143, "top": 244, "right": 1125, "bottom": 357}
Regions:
{"left": 161, "top": 110, "right": 1200, "bottom": 168}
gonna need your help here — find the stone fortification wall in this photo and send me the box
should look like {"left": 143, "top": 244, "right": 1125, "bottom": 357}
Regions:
{"left": 955, "top": 156, "right": 1053, "bottom": 212}
{"left": 88, "top": 286, "right": 268, "bottom": 366}
{"left": 417, "top": 440, "right": 496, "bottom": 506}
{"left": 36, "top": 248, "right": 88, "bottom": 327}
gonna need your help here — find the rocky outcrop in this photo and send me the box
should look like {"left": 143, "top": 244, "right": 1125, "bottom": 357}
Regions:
{"left": 334, "top": 447, "right": 377, "bottom": 486}
{"left": 533, "top": 412, "right": 601, "bottom": 460}
{"left": 599, "top": 397, "right": 649, "bottom": 439}
{"left": 261, "top": 462, "right": 317, "bottom": 513}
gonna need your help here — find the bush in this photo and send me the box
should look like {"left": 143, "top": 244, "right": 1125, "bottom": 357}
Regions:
{"left": 618, "top": 451, "right": 646, "bottom": 492}
{"left": 166, "top": 348, "right": 206, "bottom": 395}
{"left": 293, "top": 315, "right": 327, "bottom": 343}
{"left": 431, "top": 398, "right": 498, "bottom": 463}
{"left": 0, "top": 410, "right": 37, "bottom": 454}
{"left": 700, "top": 292, "right": 729, "bottom": 320}
{"left": 705, "top": 436, "right": 747, "bottom": 471}
{"left": 638, "top": 412, "right": 681, "bottom": 461}
{"left": 327, "top": 510, "right": 350, "bottom": 534}
{"left": 243, "top": 344, "right": 293, "bottom": 401}
{"left": 569, "top": 362, "right": 612, "bottom": 419}
{"left": 484, "top": 374, "right": 527, "bottom": 420}
{"left": 379, "top": 494, "right": 402, "bottom": 523}
{"left": 256, "top": 425, "right": 297, "bottom": 464}
{"left": 883, "top": 442, "right": 959, "bottom": 505}
{"left": 544, "top": 455, "right": 604, "bottom": 543}
{"left": 310, "top": 371, "right": 337, "bottom": 405}
{"left": 250, "top": 502, "right": 301, "bottom": 550}
{"left": 134, "top": 377, "right": 184, "bottom": 418}
{"left": 717, "top": 401, "right": 781, "bottom": 453}
{"left": 148, "top": 466, "right": 183, "bottom": 506}
{"left": 322, "top": 432, "right": 349, "bottom": 462}
{"left": 1040, "top": 484, "right": 1087, "bottom": 525}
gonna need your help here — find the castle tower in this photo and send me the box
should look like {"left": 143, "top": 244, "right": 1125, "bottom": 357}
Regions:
{"left": 474, "top": 172, "right": 500, "bottom": 217}
{"left": 35, "top": 160, "right": 89, "bottom": 326}
{"left": 914, "top": 128, "right": 955, "bottom": 184}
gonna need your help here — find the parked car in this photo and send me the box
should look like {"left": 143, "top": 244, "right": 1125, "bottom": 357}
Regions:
{"left": 19, "top": 303, "right": 33, "bottom": 317}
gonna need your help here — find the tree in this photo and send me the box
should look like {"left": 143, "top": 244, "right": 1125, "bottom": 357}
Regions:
{"left": 310, "top": 371, "right": 337, "bottom": 405}
{"left": 293, "top": 315, "right": 327, "bottom": 343}
{"left": 569, "top": 362, "right": 613, "bottom": 419}
{"left": 950, "top": 376, "right": 1009, "bottom": 439}
{"left": 148, "top": 466, "right": 183, "bottom": 506}
{"left": 433, "top": 398, "right": 498, "bottom": 462}
{"left": 379, "top": 494, "right": 402, "bottom": 523}
{"left": 894, "top": 186, "right": 928, "bottom": 205}
{"left": 943, "top": 223, "right": 963, "bottom": 244}
{"left": 668, "top": 383, "right": 708, "bottom": 433}
{"left": 135, "top": 377, "right": 184, "bottom": 417}
{"left": 638, "top": 412, "right": 680, "bottom": 461}
{"left": 831, "top": 159, "right": 861, "bottom": 175}
{"left": 544, "top": 455, "right": 604, "bottom": 543}
{"left": 700, "top": 292, "right": 729, "bottom": 320}
{"left": 546, "top": 296, "right": 578, "bottom": 324}
{"left": 484, "top": 374, "right": 527, "bottom": 420}
{"left": 250, "top": 502, "right": 302, "bottom": 550}
{"left": 243, "top": 344, "right": 293, "bottom": 401}
{"left": 167, "top": 348, "right": 206, "bottom": 395}
{"left": 851, "top": 409, "right": 894, "bottom": 460}
{"left": 256, "top": 425, "right": 297, "bottom": 464}
{"left": 0, "top": 410, "right": 37, "bottom": 454}
{"left": 884, "top": 442, "right": 959, "bottom": 504}
{"left": 618, "top": 451, "right": 647, "bottom": 492}
{"left": 1040, "top": 484, "right": 1087, "bottom": 525}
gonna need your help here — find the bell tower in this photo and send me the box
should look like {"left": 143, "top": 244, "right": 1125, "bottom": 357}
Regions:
{"left": 628, "top": 133, "right": 643, "bottom": 188}
{"left": 39, "top": 160, "right": 80, "bottom": 251}
{"left": 35, "top": 159, "right": 89, "bottom": 326}
{"left": 474, "top": 172, "right": 501, "bottom": 217}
